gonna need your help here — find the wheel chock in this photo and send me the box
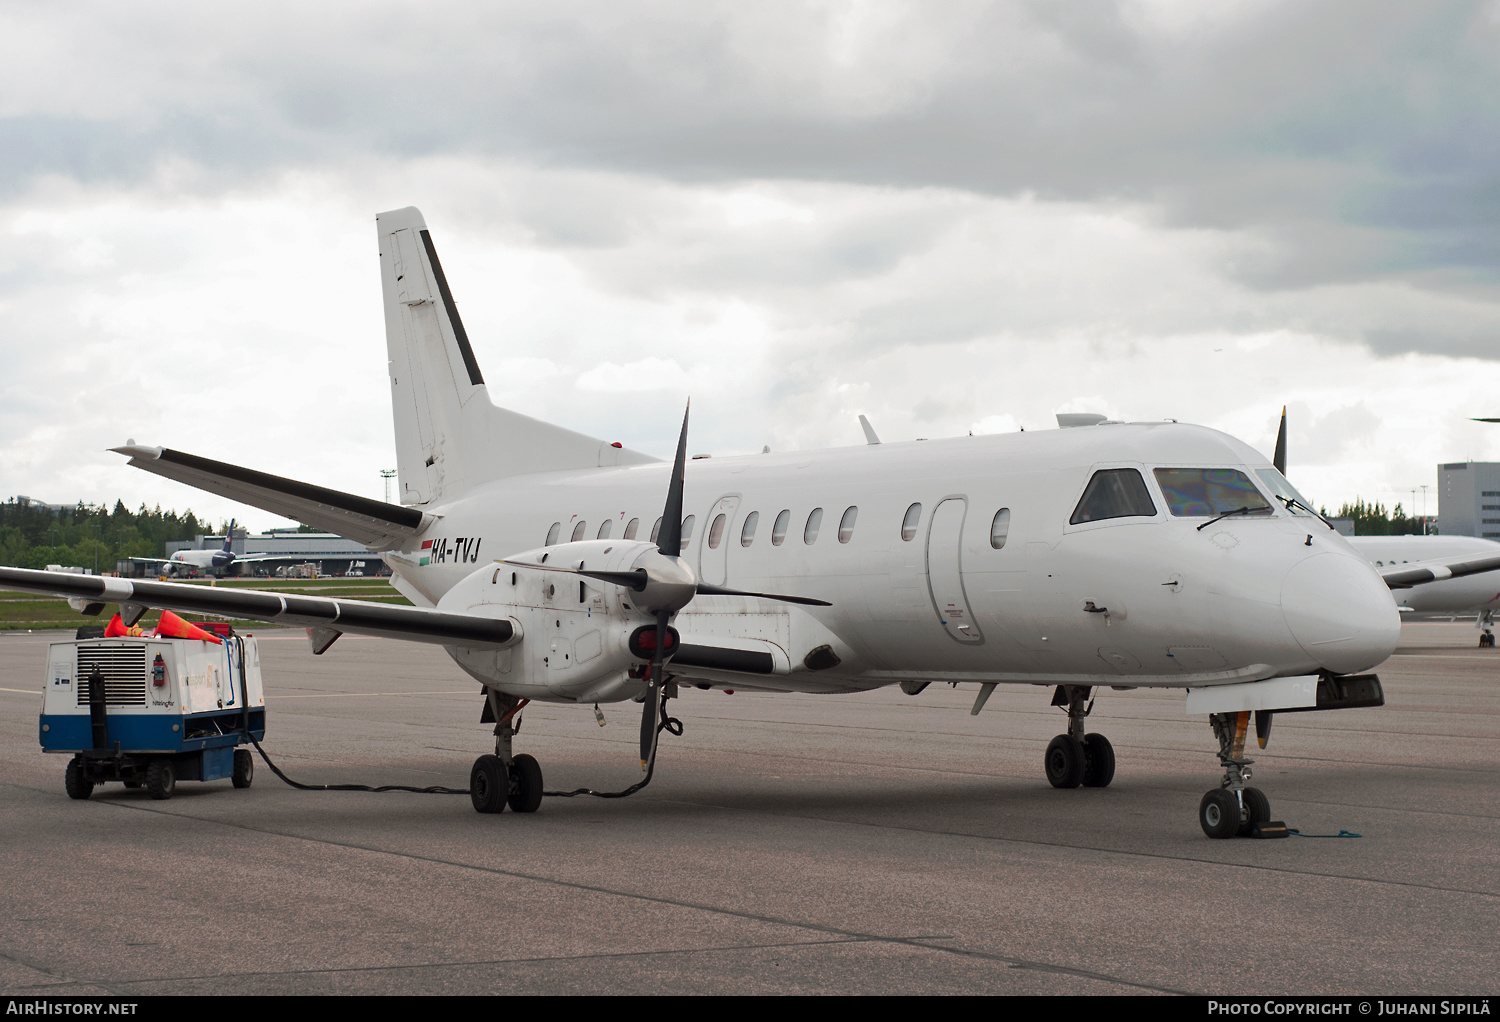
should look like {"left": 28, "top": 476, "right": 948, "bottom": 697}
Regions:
{"left": 1249, "top": 820, "right": 1290, "bottom": 839}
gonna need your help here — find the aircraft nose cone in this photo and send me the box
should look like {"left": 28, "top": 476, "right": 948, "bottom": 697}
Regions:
{"left": 1281, "top": 553, "right": 1399, "bottom": 674}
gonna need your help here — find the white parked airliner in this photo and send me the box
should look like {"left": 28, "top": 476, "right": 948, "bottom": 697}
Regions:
{"left": 8, "top": 208, "right": 1498, "bottom": 838}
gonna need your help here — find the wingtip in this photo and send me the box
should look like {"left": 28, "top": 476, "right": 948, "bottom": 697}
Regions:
{"left": 109, "top": 443, "right": 163, "bottom": 459}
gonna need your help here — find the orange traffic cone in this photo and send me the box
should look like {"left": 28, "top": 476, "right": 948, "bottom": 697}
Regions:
{"left": 103, "top": 613, "right": 129, "bottom": 638}
{"left": 155, "top": 609, "right": 223, "bottom": 644}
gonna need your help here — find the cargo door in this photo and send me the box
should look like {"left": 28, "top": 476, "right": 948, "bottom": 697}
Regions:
{"left": 926, "top": 497, "right": 983, "bottom": 644}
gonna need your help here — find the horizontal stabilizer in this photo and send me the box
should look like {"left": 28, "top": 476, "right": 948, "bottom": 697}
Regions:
{"left": 0, "top": 567, "right": 516, "bottom": 649}
{"left": 112, "top": 445, "right": 432, "bottom": 551}
{"left": 1381, "top": 554, "right": 1500, "bottom": 590}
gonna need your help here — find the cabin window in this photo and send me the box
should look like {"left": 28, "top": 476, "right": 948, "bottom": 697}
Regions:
{"left": 741, "top": 511, "right": 759, "bottom": 547}
{"left": 838, "top": 506, "right": 857, "bottom": 543}
{"left": 707, "top": 514, "right": 727, "bottom": 549}
{"left": 990, "top": 508, "right": 1011, "bottom": 549}
{"left": 545, "top": 522, "right": 561, "bottom": 546}
{"left": 901, "top": 503, "right": 921, "bottom": 541}
{"left": 1153, "top": 468, "right": 1271, "bottom": 518}
{"left": 681, "top": 516, "right": 695, "bottom": 542}
{"left": 650, "top": 517, "right": 662, "bottom": 544}
{"left": 804, "top": 507, "right": 824, "bottom": 544}
{"left": 1070, "top": 469, "right": 1157, "bottom": 525}
{"left": 771, "top": 509, "right": 791, "bottom": 546}
{"left": 597, "top": 519, "right": 613, "bottom": 540}
{"left": 624, "top": 518, "right": 639, "bottom": 540}
{"left": 571, "top": 521, "right": 587, "bottom": 542}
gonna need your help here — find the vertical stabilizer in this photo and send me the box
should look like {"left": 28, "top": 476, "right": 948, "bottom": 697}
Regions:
{"left": 377, "top": 208, "right": 655, "bottom": 506}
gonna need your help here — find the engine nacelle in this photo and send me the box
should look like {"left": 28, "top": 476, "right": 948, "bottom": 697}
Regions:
{"left": 438, "top": 540, "right": 666, "bottom": 703}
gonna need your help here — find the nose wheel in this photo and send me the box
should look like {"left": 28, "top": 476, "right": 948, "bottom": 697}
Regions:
{"left": 1044, "top": 687, "right": 1115, "bottom": 789}
{"left": 1201, "top": 711, "right": 1285, "bottom": 839}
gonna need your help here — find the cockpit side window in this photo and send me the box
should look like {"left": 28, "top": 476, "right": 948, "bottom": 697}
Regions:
{"left": 1154, "top": 468, "right": 1272, "bottom": 517}
{"left": 1255, "top": 467, "right": 1317, "bottom": 516}
{"left": 1070, "top": 469, "right": 1158, "bottom": 525}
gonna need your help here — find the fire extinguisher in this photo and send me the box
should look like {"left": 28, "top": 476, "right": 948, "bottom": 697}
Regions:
{"left": 151, "top": 654, "right": 166, "bottom": 687}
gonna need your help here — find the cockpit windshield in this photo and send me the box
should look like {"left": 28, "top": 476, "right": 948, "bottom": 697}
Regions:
{"left": 1254, "top": 467, "right": 1319, "bottom": 516}
{"left": 1153, "top": 468, "right": 1273, "bottom": 518}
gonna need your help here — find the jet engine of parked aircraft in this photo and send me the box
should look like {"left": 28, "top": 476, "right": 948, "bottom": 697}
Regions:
{"left": 0, "top": 208, "right": 1444, "bottom": 839}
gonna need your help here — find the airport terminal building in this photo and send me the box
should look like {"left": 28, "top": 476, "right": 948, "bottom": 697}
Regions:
{"left": 1438, "top": 461, "right": 1500, "bottom": 539}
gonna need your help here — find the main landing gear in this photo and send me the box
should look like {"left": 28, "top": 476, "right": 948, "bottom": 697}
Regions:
{"left": 471, "top": 689, "right": 544, "bottom": 815}
{"left": 1044, "top": 685, "right": 1115, "bottom": 789}
{"left": 1199, "top": 710, "right": 1278, "bottom": 839}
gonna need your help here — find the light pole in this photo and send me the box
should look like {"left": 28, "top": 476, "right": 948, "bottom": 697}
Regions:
{"left": 1420, "top": 484, "right": 1430, "bottom": 535}
{"left": 380, "top": 469, "right": 397, "bottom": 503}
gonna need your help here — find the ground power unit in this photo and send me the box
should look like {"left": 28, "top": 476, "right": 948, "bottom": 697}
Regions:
{"left": 39, "top": 629, "right": 267, "bottom": 800}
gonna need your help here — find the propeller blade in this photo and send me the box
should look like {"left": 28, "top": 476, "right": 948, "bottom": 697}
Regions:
{"left": 638, "top": 683, "right": 659, "bottom": 770}
{"left": 640, "top": 608, "right": 670, "bottom": 770}
{"left": 657, "top": 402, "right": 690, "bottom": 558}
{"left": 1273, "top": 406, "right": 1288, "bottom": 476}
{"left": 1472, "top": 418, "right": 1500, "bottom": 423}
{"left": 695, "top": 582, "right": 831, "bottom": 607}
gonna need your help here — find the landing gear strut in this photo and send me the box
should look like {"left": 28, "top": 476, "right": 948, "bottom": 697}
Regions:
{"left": 1044, "top": 686, "right": 1115, "bottom": 789}
{"left": 472, "top": 688, "right": 543, "bottom": 815}
{"left": 1479, "top": 610, "right": 1494, "bottom": 649}
{"left": 1200, "top": 710, "right": 1274, "bottom": 839}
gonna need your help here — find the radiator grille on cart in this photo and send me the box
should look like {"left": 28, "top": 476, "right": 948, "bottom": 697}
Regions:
{"left": 76, "top": 646, "right": 148, "bottom": 706}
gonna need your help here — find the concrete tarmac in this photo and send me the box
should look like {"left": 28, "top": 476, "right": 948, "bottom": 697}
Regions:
{"left": 1, "top": 620, "right": 1496, "bottom": 996}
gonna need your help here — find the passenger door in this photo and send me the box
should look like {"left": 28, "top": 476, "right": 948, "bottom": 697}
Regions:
{"left": 699, "top": 495, "right": 741, "bottom": 587}
{"left": 926, "top": 497, "right": 984, "bottom": 644}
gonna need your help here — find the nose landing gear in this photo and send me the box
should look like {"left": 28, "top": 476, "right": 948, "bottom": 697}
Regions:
{"left": 1044, "top": 686, "right": 1115, "bottom": 789}
{"left": 1201, "top": 710, "right": 1281, "bottom": 839}
{"left": 1478, "top": 610, "right": 1494, "bottom": 648}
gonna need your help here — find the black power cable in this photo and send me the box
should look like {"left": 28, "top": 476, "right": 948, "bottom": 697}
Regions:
{"left": 246, "top": 699, "right": 683, "bottom": 800}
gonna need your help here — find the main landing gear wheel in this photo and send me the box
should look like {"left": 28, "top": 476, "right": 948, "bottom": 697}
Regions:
{"left": 145, "top": 759, "right": 176, "bottom": 801}
{"left": 1045, "top": 734, "right": 1085, "bottom": 789}
{"left": 1481, "top": 631, "right": 1495, "bottom": 648}
{"left": 1237, "top": 787, "right": 1270, "bottom": 837}
{"left": 1082, "top": 733, "right": 1116, "bottom": 788}
{"left": 470, "top": 754, "right": 509, "bottom": 814}
{"left": 232, "top": 749, "right": 254, "bottom": 789}
{"left": 508, "top": 753, "right": 543, "bottom": 813}
{"left": 1199, "top": 788, "right": 1240, "bottom": 839}
{"left": 64, "top": 757, "right": 93, "bottom": 800}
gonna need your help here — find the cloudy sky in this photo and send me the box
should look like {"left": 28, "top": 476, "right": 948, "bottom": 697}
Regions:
{"left": 3, "top": 0, "right": 1498, "bottom": 531}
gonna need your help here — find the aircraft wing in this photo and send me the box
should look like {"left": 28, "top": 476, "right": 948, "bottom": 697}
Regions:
{"left": 112, "top": 444, "right": 433, "bottom": 550}
{"left": 0, "top": 567, "right": 515, "bottom": 649}
{"left": 1381, "top": 554, "right": 1500, "bottom": 590}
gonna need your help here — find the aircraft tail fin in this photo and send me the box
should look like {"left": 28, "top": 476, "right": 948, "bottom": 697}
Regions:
{"left": 222, "top": 520, "right": 236, "bottom": 553}
{"left": 376, "top": 208, "right": 656, "bottom": 506}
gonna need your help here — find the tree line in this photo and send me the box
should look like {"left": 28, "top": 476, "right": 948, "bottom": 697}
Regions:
{"left": 1326, "top": 498, "right": 1429, "bottom": 536}
{"left": 0, "top": 498, "right": 221, "bottom": 572}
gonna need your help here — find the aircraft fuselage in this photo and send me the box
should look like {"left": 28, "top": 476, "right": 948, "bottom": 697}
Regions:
{"left": 384, "top": 421, "right": 1400, "bottom": 701}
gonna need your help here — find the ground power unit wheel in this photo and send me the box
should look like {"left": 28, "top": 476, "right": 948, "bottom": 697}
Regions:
{"left": 232, "top": 749, "right": 254, "bottom": 788}
{"left": 146, "top": 759, "right": 176, "bottom": 801}
{"left": 64, "top": 757, "right": 93, "bottom": 800}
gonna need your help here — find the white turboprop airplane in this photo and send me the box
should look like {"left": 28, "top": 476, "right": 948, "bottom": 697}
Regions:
{"left": 8, "top": 207, "right": 1499, "bottom": 839}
